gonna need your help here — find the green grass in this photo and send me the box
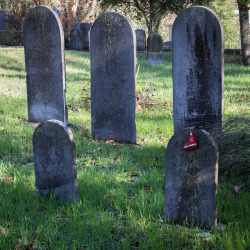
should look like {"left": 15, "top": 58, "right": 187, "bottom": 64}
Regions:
{"left": 0, "top": 48, "right": 249, "bottom": 249}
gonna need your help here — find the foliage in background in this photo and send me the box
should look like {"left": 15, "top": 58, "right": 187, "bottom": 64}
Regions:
{"left": 101, "top": 0, "right": 214, "bottom": 34}
{"left": 0, "top": 0, "right": 102, "bottom": 29}
{"left": 208, "top": 0, "right": 240, "bottom": 49}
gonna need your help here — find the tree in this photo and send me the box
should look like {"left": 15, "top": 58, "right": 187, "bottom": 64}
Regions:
{"left": 0, "top": 0, "right": 102, "bottom": 29}
{"left": 236, "top": 0, "right": 249, "bottom": 66}
{"left": 101, "top": 0, "right": 213, "bottom": 34}
{"left": 208, "top": 0, "right": 240, "bottom": 49}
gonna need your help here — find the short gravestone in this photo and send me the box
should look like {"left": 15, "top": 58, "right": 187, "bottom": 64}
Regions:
{"left": 163, "top": 41, "right": 172, "bottom": 51}
{"left": 33, "top": 120, "right": 79, "bottom": 201}
{"left": 23, "top": 6, "right": 67, "bottom": 123}
{"left": 69, "top": 23, "right": 81, "bottom": 50}
{"left": 165, "top": 128, "right": 218, "bottom": 229}
{"left": 90, "top": 12, "right": 136, "bottom": 143}
{"left": 80, "top": 22, "right": 90, "bottom": 51}
{"left": 147, "top": 33, "right": 163, "bottom": 65}
{"left": 172, "top": 6, "right": 224, "bottom": 133}
{"left": 135, "top": 29, "right": 146, "bottom": 51}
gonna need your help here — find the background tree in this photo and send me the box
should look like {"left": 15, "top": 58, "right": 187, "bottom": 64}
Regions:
{"left": 0, "top": 0, "right": 102, "bottom": 29}
{"left": 101, "top": 0, "right": 214, "bottom": 34}
{"left": 208, "top": 0, "right": 240, "bottom": 49}
{"left": 236, "top": 0, "right": 249, "bottom": 66}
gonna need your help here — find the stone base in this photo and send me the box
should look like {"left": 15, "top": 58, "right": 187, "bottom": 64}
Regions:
{"left": 147, "top": 52, "right": 163, "bottom": 65}
{"left": 38, "top": 180, "right": 79, "bottom": 202}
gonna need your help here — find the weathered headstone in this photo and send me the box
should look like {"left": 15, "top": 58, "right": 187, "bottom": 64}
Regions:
{"left": 23, "top": 6, "right": 67, "bottom": 123}
{"left": 147, "top": 33, "right": 163, "bottom": 65}
{"left": 69, "top": 23, "right": 81, "bottom": 50}
{"left": 165, "top": 128, "right": 218, "bottom": 229}
{"left": 33, "top": 120, "right": 79, "bottom": 201}
{"left": 172, "top": 6, "right": 224, "bottom": 133}
{"left": 80, "top": 22, "right": 90, "bottom": 51}
{"left": 135, "top": 29, "right": 146, "bottom": 51}
{"left": 90, "top": 12, "right": 136, "bottom": 143}
{"left": 69, "top": 22, "right": 90, "bottom": 51}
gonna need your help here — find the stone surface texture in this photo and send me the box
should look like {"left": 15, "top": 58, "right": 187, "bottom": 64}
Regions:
{"left": 90, "top": 12, "right": 136, "bottom": 143}
{"left": 165, "top": 128, "right": 218, "bottom": 229}
{"left": 172, "top": 6, "right": 224, "bottom": 133}
{"left": 23, "top": 6, "right": 67, "bottom": 123}
{"left": 135, "top": 29, "right": 146, "bottom": 51}
{"left": 147, "top": 33, "right": 163, "bottom": 65}
{"left": 33, "top": 120, "right": 79, "bottom": 201}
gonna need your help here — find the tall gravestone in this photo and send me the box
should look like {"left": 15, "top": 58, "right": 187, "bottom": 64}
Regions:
{"left": 172, "top": 6, "right": 224, "bottom": 133}
{"left": 80, "top": 22, "right": 90, "bottom": 51}
{"left": 23, "top": 6, "right": 67, "bottom": 123}
{"left": 147, "top": 33, "right": 163, "bottom": 65}
{"left": 33, "top": 120, "right": 79, "bottom": 201}
{"left": 90, "top": 12, "right": 136, "bottom": 143}
{"left": 165, "top": 128, "right": 218, "bottom": 229}
{"left": 70, "top": 22, "right": 90, "bottom": 51}
{"left": 135, "top": 29, "right": 146, "bottom": 51}
{"left": 69, "top": 23, "right": 81, "bottom": 50}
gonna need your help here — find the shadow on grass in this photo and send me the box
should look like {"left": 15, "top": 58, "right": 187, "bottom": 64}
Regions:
{"left": 214, "top": 117, "right": 250, "bottom": 186}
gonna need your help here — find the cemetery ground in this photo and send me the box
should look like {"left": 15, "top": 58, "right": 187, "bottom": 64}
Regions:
{"left": 0, "top": 48, "right": 249, "bottom": 249}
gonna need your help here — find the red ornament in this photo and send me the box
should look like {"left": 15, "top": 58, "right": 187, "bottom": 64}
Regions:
{"left": 183, "top": 129, "right": 197, "bottom": 151}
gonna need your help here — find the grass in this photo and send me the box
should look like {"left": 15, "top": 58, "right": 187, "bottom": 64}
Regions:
{"left": 0, "top": 48, "right": 249, "bottom": 249}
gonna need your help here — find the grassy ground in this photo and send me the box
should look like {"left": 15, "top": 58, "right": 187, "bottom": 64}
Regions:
{"left": 0, "top": 48, "right": 249, "bottom": 249}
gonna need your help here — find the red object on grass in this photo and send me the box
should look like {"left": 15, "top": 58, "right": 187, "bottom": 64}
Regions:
{"left": 183, "top": 132, "right": 197, "bottom": 151}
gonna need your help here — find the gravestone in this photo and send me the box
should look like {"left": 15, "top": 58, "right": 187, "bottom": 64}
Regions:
{"left": 147, "top": 33, "right": 163, "bottom": 65}
{"left": 165, "top": 128, "right": 218, "bottom": 229}
{"left": 69, "top": 23, "right": 90, "bottom": 51}
{"left": 69, "top": 23, "right": 81, "bottom": 50}
{"left": 163, "top": 41, "right": 172, "bottom": 51}
{"left": 80, "top": 22, "right": 90, "bottom": 51}
{"left": 172, "top": 6, "right": 224, "bottom": 133}
{"left": 135, "top": 29, "right": 146, "bottom": 51}
{"left": 33, "top": 120, "right": 79, "bottom": 201}
{"left": 23, "top": 6, "right": 67, "bottom": 123}
{"left": 90, "top": 12, "right": 136, "bottom": 143}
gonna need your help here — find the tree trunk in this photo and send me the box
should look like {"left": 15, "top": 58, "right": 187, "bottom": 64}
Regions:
{"left": 237, "top": 0, "right": 250, "bottom": 66}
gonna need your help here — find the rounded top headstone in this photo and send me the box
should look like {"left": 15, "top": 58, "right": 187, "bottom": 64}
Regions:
{"left": 172, "top": 6, "right": 224, "bottom": 133}
{"left": 23, "top": 5, "right": 65, "bottom": 74}
{"left": 173, "top": 6, "right": 223, "bottom": 34}
{"left": 33, "top": 120, "right": 75, "bottom": 190}
{"left": 91, "top": 12, "right": 135, "bottom": 45}
{"left": 147, "top": 33, "right": 163, "bottom": 52}
{"left": 165, "top": 128, "right": 219, "bottom": 229}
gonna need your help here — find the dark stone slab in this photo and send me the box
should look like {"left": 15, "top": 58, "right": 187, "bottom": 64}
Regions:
{"left": 69, "top": 23, "right": 90, "bottom": 51}
{"left": 33, "top": 120, "right": 79, "bottom": 201}
{"left": 147, "top": 33, "right": 163, "bottom": 65}
{"left": 172, "top": 7, "right": 224, "bottom": 133}
{"left": 90, "top": 12, "right": 136, "bottom": 143}
{"left": 165, "top": 128, "right": 218, "bottom": 229}
{"left": 23, "top": 6, "right": 67, "bottom": 123}
{"left": 163, "top": 41, "right": 172, "bottom": 51}
{"left": 69, "top": 23, "right": 81, "bottom": 51}
{"left": 135, "top": 29, "right": 146, "bottom": 51}
{"left": 80, "top": 23, "right": 90, "bottom": 51}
